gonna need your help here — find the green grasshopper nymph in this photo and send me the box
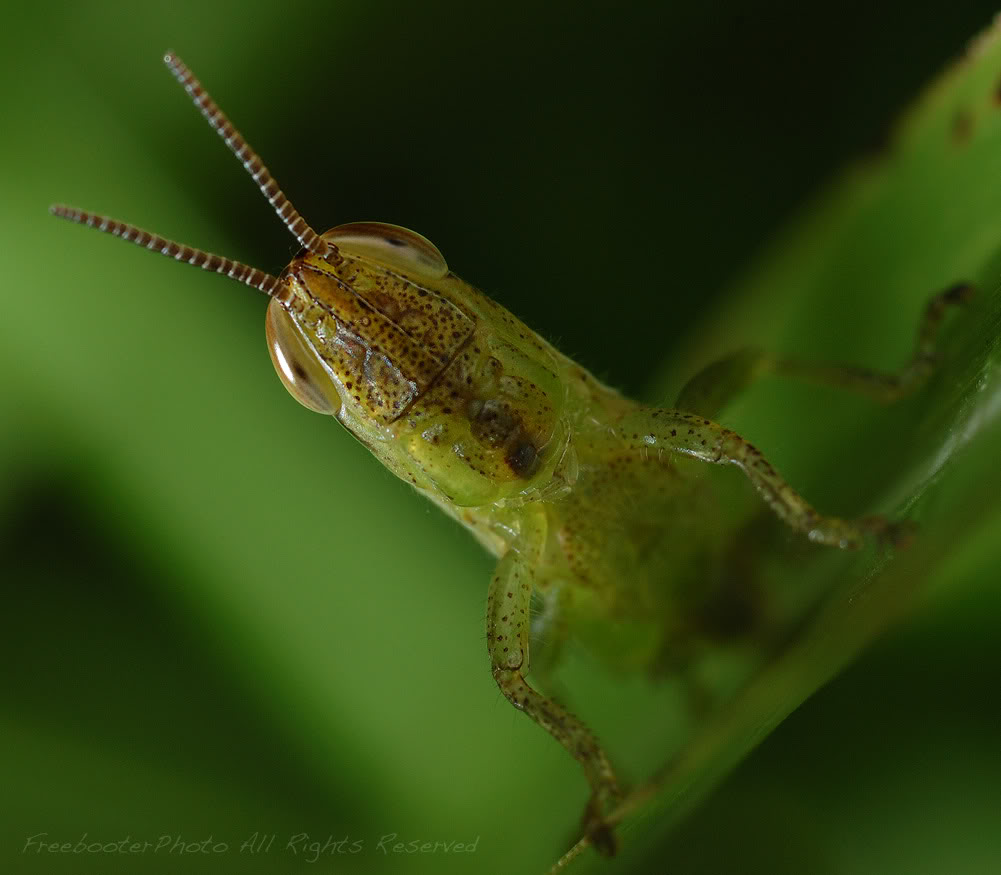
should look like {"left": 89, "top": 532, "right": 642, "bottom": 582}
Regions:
{"left": 52, "top": 53, "right": 971, "bottom": 856}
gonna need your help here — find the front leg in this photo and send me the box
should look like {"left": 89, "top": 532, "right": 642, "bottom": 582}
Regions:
{"left": 603, "top": 409, "right": 909, "bottom": 550}
{"left": 486, "top": 512, "right": 622, "bottom": 854}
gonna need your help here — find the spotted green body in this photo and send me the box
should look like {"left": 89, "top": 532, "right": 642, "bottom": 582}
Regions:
{"left": 268, "top": 230, "right": 966, "bottom": 853}
{"left": 51, "top": 53, "right": 971, "bottom": 857}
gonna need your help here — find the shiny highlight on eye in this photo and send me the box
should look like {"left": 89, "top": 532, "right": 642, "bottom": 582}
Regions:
{"left": 323, "top": 222, "right": 449, "bottom": 279}
{"left": 265, "top": 299, "right": 341, "bottom": 415}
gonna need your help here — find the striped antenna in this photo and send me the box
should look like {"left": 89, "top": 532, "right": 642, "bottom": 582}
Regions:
{"left": 163, "top": 51, "right": 326, "bottom": 255}
{"left": 49, "top": 205, "right": 287, "bottom": 300}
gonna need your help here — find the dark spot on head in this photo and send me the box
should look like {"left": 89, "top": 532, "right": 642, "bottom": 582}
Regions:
{"left": 506, "top": 441, "right": 538, "bottom": 478}
{"left": 293, "top": 363, "right": 308, "bottom": 380}
{"left": 385, "top": 235, "right": 405, "bottom": 247}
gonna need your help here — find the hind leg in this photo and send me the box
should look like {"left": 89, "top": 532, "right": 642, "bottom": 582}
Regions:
{"left": 675, "top": 282, "right": 972, "bottom": 418}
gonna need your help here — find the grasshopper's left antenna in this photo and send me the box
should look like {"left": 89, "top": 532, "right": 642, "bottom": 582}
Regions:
{"left": 163, "top": 51, "right": 327, "bottom": 256}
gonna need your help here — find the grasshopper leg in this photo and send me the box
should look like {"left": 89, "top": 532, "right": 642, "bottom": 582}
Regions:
{"left": 675, "top": 282, "right": 973, "bottom": 418}
{"left": 486, "top": 513, "right": 623, "bottom": 854}
{"left": 602, "top": 409, "right": 910, "bottom": 549}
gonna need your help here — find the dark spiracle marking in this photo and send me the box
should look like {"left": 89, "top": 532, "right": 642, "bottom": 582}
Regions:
{"left": 506, "top": 441, "right": 539, "bottom": 477}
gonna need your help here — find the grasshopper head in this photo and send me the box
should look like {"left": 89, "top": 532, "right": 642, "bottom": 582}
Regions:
{"left": 270, "top": 223, "right": 568, "bottom": 507}
{"left": 52, "top": 52, "right": 567, "bottom": 510}
{"left": 266, "top": 221, "right": 457, "bottom": 423}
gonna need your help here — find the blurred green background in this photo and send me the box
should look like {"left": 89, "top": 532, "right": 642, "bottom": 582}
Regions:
{"left": 3, "top": 2, "right": 1001, "bottom": 873}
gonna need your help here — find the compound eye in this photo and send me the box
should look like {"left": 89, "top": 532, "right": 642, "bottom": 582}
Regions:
{"left": 323, "top": 222, "right": 448, "bottom": 279}
{"left": 265, "top": 298, "right": 341, "bottom": 415}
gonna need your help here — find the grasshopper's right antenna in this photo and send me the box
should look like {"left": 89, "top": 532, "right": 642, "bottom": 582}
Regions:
{"left": 163, "top": 51, "right": 327, "bottom": 256}
{"left": 48, "top": 204, "right": 287, "bottom": 299}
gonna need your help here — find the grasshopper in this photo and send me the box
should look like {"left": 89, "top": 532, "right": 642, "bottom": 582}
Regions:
{"left": 52, "top": 53, "right": 969, "bottom": 855}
